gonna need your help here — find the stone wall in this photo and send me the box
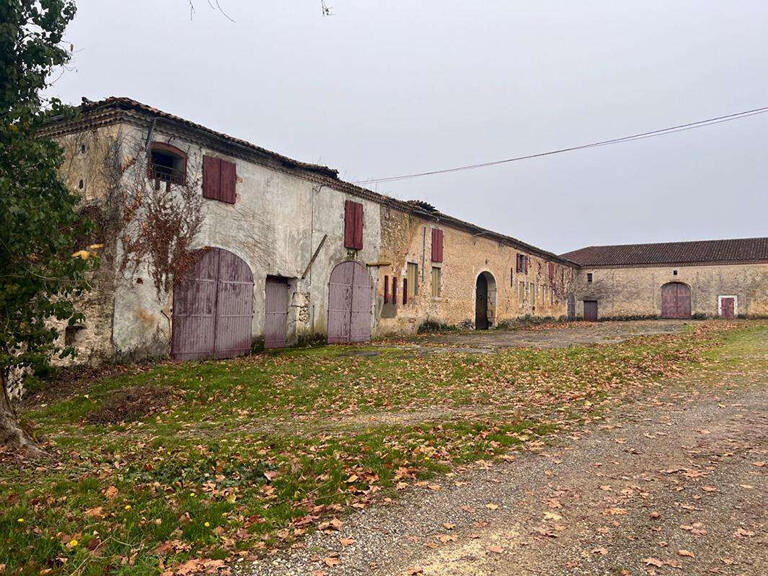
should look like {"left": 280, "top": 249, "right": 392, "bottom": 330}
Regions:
{"left": 375, "top": 207, "right": 575, "bottom": 335}
{"left": 573, "top": 263, "right": 768, "bottom": 318}
{"left": 52, "top": 126, "right": 124, "bottom": 364}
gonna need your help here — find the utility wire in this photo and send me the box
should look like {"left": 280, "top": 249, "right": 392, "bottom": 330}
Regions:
{"left": 354, "top": 105, "right": 768, "bottom": 185}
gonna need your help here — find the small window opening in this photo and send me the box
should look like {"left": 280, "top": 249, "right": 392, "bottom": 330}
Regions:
{"left": 673, "top": 270, "right": 678, "bottom": 276}
{"left": 64, "top": 325, "right": 85, "bottom": 347}
{"left": 80, "top": 143, "right": 87, "bottom": 154}
{"left": 150, "top": 144, "right": 186, "bottom": 185}
{"left": 78, "top": 179, "right": 84, "bottom": 190}
{"left": 587, "top": 273, "right": 593, "bottom": 283}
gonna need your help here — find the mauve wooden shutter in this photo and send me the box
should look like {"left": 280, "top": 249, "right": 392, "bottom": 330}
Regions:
{"left": 344, "top": 200, "right": 356, "bottom": 249}
{"left": 203, "top": 156, "right": 220, "bottom": 200}
{"left": 392, "top": 277, "right": 397, "bottom": 306}
{"left": 384, "top": 275, "right": 390, "bottom": 304}
{"left": 431, "top": 229, "right": 443, "bottom": 262}
{"left": 220, "top": 159, "right": 237, "bottom": 204}
{"left": 354, "top": 202, "right": 364, "bottom": 250}
{"left": 402, "top": 278, "right": 408, "bottom": 305}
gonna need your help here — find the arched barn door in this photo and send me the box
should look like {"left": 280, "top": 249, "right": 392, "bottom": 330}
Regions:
{"left": 661, "top": 282, "right": 691, "bottom": 319}
{"left": 327, "top": 261, "right": 372, "bottom": 344}
{"left": 171, "top": 248, "right": 254, "bottom": 360}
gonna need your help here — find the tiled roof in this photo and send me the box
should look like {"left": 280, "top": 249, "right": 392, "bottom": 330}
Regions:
{"left": 42, "top": 96, "right": 575, "bottom": 266}
{"left": 562, "top": 237, "right": 768, "bottom": 268}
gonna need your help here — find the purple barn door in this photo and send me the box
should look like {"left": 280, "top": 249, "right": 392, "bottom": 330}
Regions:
{"left": 264, "top": 277, "right": 290, "bottom": 349}
{"left": 214, "top": 250, "right": 254, "bottom": 358}
{"left": 171, "top": 250, "right": 219, "bottom": 360}
{"left": 328, "top": 261, "right": 372, "bottom": 344}
{"left": 172, "top": 248, "right": 254, "bottom": 360}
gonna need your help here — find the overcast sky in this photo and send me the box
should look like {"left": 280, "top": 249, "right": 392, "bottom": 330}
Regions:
{"left": 50, "top": 1, "right": 767, "bottom": 254}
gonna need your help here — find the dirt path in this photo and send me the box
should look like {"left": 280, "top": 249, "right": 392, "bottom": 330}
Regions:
{"left": 248, "top": 377, "right": 766, "bottom": 576}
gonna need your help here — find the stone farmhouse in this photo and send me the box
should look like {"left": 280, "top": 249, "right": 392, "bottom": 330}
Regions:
{"left": 42, "top": 98, "right": 768, "bottom": 363}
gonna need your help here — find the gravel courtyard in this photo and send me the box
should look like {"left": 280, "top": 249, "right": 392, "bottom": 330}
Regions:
{"left": 412, "top": 319, "right": 693, "bottom": 351}
{"left": 249, "top": 323, "right": 767, "bottom": 576}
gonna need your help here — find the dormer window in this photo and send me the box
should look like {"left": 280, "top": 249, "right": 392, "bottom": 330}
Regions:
{"left": 149, "top": 143, "right": 187, "bottom": 186}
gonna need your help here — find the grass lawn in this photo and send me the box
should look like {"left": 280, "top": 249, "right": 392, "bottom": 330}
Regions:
{"left": 0, "top": 321, "right": 764, "bottom": 575}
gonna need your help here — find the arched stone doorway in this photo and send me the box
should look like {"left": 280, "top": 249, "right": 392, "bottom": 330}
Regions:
{"left": 171, "top": 248, "right": 254, "bottom": 360}
{"left": 475, "top": 271, "right": 497, "bottom": 330}
{"left": 661, "top": 282, "right": 691, "bottom": 318}
{"left": 327, "top": 261, "right": 373, "bottom": 344}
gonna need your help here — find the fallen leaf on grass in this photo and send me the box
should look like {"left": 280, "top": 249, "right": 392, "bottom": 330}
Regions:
{"left": 486, "top": 503, "right": 499, "bottom": 510}
{"left": 85, "top": 507, "right": 104, "bottom": 518}
{"left": 104, "top": 486, "right": 118, "bottom": 500}
{"left": 486, "top": 545, "right": 504, "bottom": 554}
{"left": 643, "top": 557, "right": 664, "bottom": 568}
{"left": 592, "top": 547, "right": 608, "bottom": 555}
{"left": 339, "top": 538, "right": 355, "bottom": 547}
{"left": 604, "top": 507, "right": 627, "bottom": 516}
{"left": 677, "top": 549, "right": 695, "bottom": 558}
{"left": 734, "top": 528, "right": 755, "bottom": 538}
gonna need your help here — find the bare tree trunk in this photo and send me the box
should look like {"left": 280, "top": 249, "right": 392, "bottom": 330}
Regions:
{"left": 0, "top": 371, "right": 43, "bottom": 457}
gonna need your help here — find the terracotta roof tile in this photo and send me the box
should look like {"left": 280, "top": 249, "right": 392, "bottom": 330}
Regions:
{"left": 562, "top": 237, "right": 768, "bottom": 267}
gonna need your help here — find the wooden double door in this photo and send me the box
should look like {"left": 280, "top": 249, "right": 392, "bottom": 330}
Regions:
{"left": 171, "top": 248, "right": 254, "bottom": 360}
{"left": 661, "top": 282, "right": 691, "bottom": 318}
{"left": 327, "top": 261, "right": 372, "bottom": 344}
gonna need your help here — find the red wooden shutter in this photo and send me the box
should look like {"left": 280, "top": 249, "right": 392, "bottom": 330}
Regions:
{"left": 384, "top": 275, "right": 390, "bottom": 304}
{"left": 402, "top": 279, "right": 408, "bottom": 305}
{"left": 220, "top": 159, "right": 237, "bottom": 204}
{"left": 344, "top": 200, "right": 364, "bottom": 250}
{"left": 431, "top": 229, "right": 443, "bottom": 262}
{"left": 203, "top": 156, "right": 220, "bottom": 200}
{"left": 344, "top": 200, "right": 356, "bottom": 249}
{"left": 354, "top": 202, "right": 364, "bottom": 250}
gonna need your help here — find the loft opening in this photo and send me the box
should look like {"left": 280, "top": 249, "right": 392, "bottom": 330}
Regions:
{"left": 149, "top": 142, "right": 187, "bottom": 186}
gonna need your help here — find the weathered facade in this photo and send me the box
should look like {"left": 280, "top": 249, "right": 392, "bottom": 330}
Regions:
{"left": 44, "top": 98, "right": 575, "bottom": 363}
{"left": 565, "top": 240, "right": 768, "bottom": 319}
{"left": 42, "top": 98, "right": 768, "bottom": 364}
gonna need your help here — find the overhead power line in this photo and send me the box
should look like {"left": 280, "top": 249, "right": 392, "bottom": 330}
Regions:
{"left": 354, "top": 105, "right": 768, "bottom": 185}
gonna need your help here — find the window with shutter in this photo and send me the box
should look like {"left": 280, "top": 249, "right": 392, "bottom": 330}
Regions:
{"left": 431, "top": 267, "right": 441, "bottom": 297}
{"left": 384, "top": 275, "right": 390, "bottom": 304}
{"left": 203, "top": 155, "right": 237, "bottom": 204}
{"left": 402, "top": 278, "right": 408, "bottom": 305}
{"left": 431, "top": 229, "right": 443, "bottom": 262}
{"left": 344, "top": 200, "right": 364, "bottom": 250}
{"left": 406, "top": 262, "right": 418, "bottom": 300}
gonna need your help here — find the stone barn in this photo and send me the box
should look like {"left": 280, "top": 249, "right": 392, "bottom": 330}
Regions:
{"left": 44, "top": 98, "right": 576, "bottom": 363}
{"left": 41, "top": 98, "right": 768, "bottom": 364}
{"left": 564, "top": 238, "right": 768, "bottom": 320}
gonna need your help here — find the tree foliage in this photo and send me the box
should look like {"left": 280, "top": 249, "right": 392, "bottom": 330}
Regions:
{"left": 0, "top": 0, "right": 91, "bottom": 451}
